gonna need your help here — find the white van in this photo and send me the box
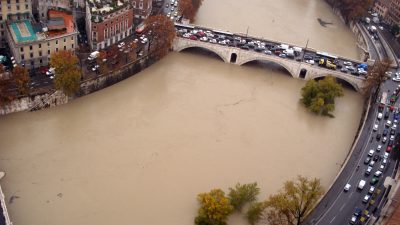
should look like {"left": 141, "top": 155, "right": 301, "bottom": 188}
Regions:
{"left": 88, "top": 51, "right": 100, "bottom": 61}
{"left": 358, "top": 180, "right": 366, "bottom": 190}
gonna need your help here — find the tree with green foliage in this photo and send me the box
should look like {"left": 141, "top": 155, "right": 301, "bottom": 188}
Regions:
{"left": 228, "top": 182, "right": 260, "bottom": 212}
{"left": 301, "top": 76, "right": 344, "bottom": 116}
{"left": 50, "top": 50, "right": 82, "bottom": 97}
{"left": 195, "top": 189, "right": 234, "bottom": 225}
{"left": 264, "top": 176, "right": 324, "bottom": 225}
{"left": 246, "top": 201, "right": 266, "bottom": 225}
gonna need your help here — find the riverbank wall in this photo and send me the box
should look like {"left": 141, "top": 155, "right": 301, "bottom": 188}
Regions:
{"left": 0, "top": 55, "right": 154, "bottom": 116}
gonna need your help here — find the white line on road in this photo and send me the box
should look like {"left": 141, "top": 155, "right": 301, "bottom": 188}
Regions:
{"left": 339, "top": 204, "right": 346, "bottom": 211}
{"left": 314, "top": 108, "right": 378, "bottom": 224}
{"left": 329, "top": 216, "right": 336, "bottom": 224}
{"left": 348, "top": 192, "right": 353, "bottom": 198}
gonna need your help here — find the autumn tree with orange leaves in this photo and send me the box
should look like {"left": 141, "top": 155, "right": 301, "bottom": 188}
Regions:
{"left": 178, "top": 0, "right": 203, "bottom": 22}
{"left": 12, "top": 65, "right": 30, "bottom": 95}
{"left": 0, "top": 65, "right": 15, "bottom": 107}
{"left": 50, "top": 50, "right": 82, "bottom": 97}
{"left": 144, "top": 15, "right": 175, "bottom": 59}
{"left": 326, "top": 0, "right": 373, "bottom": 23}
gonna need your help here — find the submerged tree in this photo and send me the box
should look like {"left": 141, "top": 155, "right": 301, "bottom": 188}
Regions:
{"left": 300, "top": 76, "right": 344, "bottom": 116}
{"left": 264, "top": 176, "right": 324, "bottom": 225}
{"left": 246, "top": 201, "right": 267, "bottom": 225}
{"left": 228, "top": 182, "right": 260, "bottom": 212}
{"left": 195, "top": 189, "right": 234, "bottom": 225}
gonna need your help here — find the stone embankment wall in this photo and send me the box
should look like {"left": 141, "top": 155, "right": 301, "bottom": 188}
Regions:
{"left": 0, "top": 56, "right": 152, "bottom": 116}
{"left": 0, "top": 90, "right": 68, "bottom": 115}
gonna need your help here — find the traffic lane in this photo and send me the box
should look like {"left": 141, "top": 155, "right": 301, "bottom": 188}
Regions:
{"left": 306, "top": 103, "right": 378, "bottom": 224}
{"left": 313, "top": 107, "right": 379, "bottom": 225}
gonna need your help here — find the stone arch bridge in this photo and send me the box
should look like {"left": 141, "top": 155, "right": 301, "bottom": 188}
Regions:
{"left": 173, "top": 37, "right": 367, "bottom": 92}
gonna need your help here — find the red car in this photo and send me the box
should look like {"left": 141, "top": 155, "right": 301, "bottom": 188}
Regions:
{"left": 386, "top": 146, "right": 392, "bottom": 152}
{"left": 189, "top": 35, "right": 198, "bottom": 40}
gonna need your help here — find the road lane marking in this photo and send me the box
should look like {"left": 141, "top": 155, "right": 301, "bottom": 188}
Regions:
{"left": 340, "top": 204, "right": 346, "bottom": 211}
{"left": 349, "top": 192, "right": 353, "bottom": 198}
{"left": 314, "top": 108, "right": 379, "bottom": 225}
{"left": 329, "top": 216, "right": 336, "bottom": 224}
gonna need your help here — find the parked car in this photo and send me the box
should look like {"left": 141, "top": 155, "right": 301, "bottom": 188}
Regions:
{"left": 377, "top": 145, "right": 382, "bottom": 152}
{"left": 364, "top": 156, "right": 371, "bottom": 164}
{"left": 370, "top": 177, "right": 379, "bottom": 185}
{"left": 368, "top": 149, "right": 374, "bottom": 157}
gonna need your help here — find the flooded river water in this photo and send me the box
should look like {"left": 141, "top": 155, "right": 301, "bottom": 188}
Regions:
{"left": 0, "top": 0, "right": 364, "bottom": 224}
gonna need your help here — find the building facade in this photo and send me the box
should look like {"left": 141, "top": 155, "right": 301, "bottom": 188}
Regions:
{"left": 37, "top": 0, "right": 72, "bottom": 21}
{"left": 374, "top": 0, "right": 400, "bottom": 26}
{"left": 6, "top": 10, "right": 78, "bottom": 70}
{"left": 0, "top": 0, "right": 32, "bottom": 47}
{"left": 131, "top": 0, "right": 151, "bottom": 19}
{"left": 86, "top": 0, "right": 134, "bottom": 50}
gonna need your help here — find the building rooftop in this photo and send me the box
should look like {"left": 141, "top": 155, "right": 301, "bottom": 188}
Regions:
{"left": 8, "top": 10, "right": 76, "bottom": 44}
{"left": 87, "top": 0, "right": 127, "bottom": 14}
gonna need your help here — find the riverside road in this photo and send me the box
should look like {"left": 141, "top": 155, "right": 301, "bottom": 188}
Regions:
{"left": 305, "top": 23, "right": 400, "bottom": 224}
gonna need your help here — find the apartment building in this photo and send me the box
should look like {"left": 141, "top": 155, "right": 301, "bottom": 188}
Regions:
{"left": 0, "top": 0, "right": 32, "bottom": 46}
{"left": 374, "top": 0, "right": 400, "bottom": 26}
{"left": 37, "top": 0, "right": 72, "bottom": 21}
{"left": 6, "top": 9, "right": 78, "bottom": 70}
{"left": 131, "top": 0, "right": 151, "bottom": 19}
{"left": 86, "top": 0, "right": 134, "bottom": 50}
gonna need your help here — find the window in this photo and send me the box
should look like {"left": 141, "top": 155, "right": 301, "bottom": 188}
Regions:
{"left": 0, "top": 16, "right": 2, "bottom": 21}
{"left": 21, "top": 55, "right": 24, "bottom": 60}
{"left": 25, "top": 4, "right": 28, "bottom": 9}
{"left": 48, "top": 50, "right": 50, "bottom": 54}
{"left": 47, "top": 42, "right": 50, "bottom": 46}
{"left": 16, "top": 5, "right": 19, "bottom": 10}
{"left": 16, "top": 0, "right": 19, "bottom": 3}
{"left": 30, "top": 53, "right": 33, "bottom": 58}
{"left": 41, "top": 13, "right": 44, "bottom": 18}
{"left": 71, "top": 44, "right": 74, "bottom": 49}
{"left": 94, "top": 25, "right": 96, "bottom": 29}
{"left": 71, "top": 36, "right": 73, "bottom": 40}
{"left": 39, "top": 59, "right": 42, "bottom": 64}
{"left": 56, "top": 48, "right": 58, "bottom": 52}
{"left": 30, "top": 61, "right": 34, "bottom": 67}
{"left": 6, "top": 0, "right": 10, "bottom": 4}
{"left": 56, "top": 40, "right": 58, "bottom": 44}
{"left": 20, "top": 47, "right": 23, "bottom": 52}
{"left": 39, "top": 51, "right": 42, "bottom": 56}
{"left": 38, "top": 43, "right": 41, "bottom": 48}
{"left": 139, "top": 2, "right": 143, "bottom": 8}
{"left": 133, "top": 1, "right": 136, "bottom": 7}
{"left": 63, "top": 38, "right": 66, "bottom": 42}
{"left": 63, "top": 46, "right": 66, "bottom": 50}
{"left": 29, "top": 45, "right": 32, "bottom": 50}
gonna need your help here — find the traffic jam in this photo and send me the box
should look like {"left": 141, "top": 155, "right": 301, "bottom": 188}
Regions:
{"left": 175, "top": 23, "right": 369, "bottom": 78}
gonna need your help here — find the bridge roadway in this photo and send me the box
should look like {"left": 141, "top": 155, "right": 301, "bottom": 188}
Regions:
{"left": 173, "top": 23, "right": 370, "bottom": 92}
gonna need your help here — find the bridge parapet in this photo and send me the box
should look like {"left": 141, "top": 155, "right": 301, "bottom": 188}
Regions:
{"left": 173, "top": 37, "right": 366, "bottom": 92}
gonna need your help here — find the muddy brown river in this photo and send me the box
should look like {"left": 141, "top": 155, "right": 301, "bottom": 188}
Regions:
{"left": 0, "top": 0, "right": 364, "bottom": 224}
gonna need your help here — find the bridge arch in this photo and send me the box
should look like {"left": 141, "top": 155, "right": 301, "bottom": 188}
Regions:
{"left": 174, "top": 44, "right": 229, "bottom": 63}
{"left": 238, "top": 56, "right": 295, "bottom": 78}
{"left": 312, "top": 74, "right": 359, "bottom": 92}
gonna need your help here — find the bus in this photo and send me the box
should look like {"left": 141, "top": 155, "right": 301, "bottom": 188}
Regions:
{"left": 174, "top": 23, "right": 195, "bottom": 30}
{"left": 316, "top": 51, "right": 338, "bottom": 61}
{"left": 379, "top": 92, "right": 387, "bottom": 112}
{"left": 212, "top": 29, "right": 233, "bottom": 37}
